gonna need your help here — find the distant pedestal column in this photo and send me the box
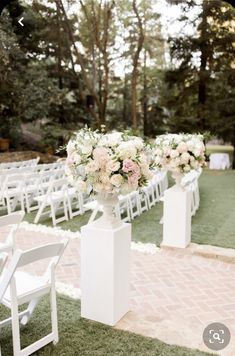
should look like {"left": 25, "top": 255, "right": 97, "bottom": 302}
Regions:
{"left": 81, "top": 222, "right": 131, "bottom": 326}
{"left": 162, "top": 185, "right": 191, "bottom": 248}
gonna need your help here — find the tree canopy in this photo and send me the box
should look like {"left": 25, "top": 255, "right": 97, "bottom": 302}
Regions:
{"left": 0, "top": 0, "right": 234, "bottom": 151}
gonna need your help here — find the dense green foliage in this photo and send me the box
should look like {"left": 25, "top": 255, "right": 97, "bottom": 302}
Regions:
{"left": 0, "top": 0, "right": 234, "bottom": 150}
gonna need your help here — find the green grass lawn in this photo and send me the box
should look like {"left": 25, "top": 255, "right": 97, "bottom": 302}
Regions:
{"left": 1, "top": 170, "right": 235, "bottom": 249}
{"left": 131, "top": 169, "right": 235, "bottom": 249}
{"left": 0, "top": 295, "right": 211, "bottom": 356}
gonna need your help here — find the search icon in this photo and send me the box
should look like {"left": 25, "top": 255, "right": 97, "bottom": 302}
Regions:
{"left": 212, "top": 332, "right": 221, "bottom": 341}
{"left": 203, "top": 322, "right": 230, "bottom": 351}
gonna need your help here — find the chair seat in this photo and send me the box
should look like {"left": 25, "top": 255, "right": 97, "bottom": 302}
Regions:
{"left": 35, "top": 191, "right": 65, "bottom": 204}
{"left": 1, "top": 271, "right": 49, "bottom": 307}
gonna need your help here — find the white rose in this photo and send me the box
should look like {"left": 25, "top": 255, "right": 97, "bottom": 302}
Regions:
{"left": 106, "top": 160, "right": 120, "bottom": 172}
{"left": 174, "top": 157, "right": 181, "bottom": 166}
{"left": 163, "top": 147, "right": 171, "bottom": 156}
{"left": 117, "top": 142, "right": 137, "bottom": 159}
{"left": 81, "top": 145, "right": 93, "bottom": 155}
{"left": 183, "top": 164, "right": 191, "bottom": 173}
{"left": 187, "top": 140, "right": 194, "bottom": 152}
{"left": 110, "top": 174, "right": 124, "bottom": 187}
{"left": 155, "top": 148, "right": 163, "bottom": 156}
{"left": 133, "top": 137, "right": 144, "bottom": 150}
{"left": 85, "top": 160, "right": 99, "bottom": 173}
{"left": 100, "top": 132, "right": 122, "bottom": 147}
{"left": 170, "top": 149, "right": 179, "bottom": 159}
{"left": 177, "top": 142, "right": 188, "bottom": 153}
{"left": 73, "top": 153, "right": 81, "bottom": 165}
{"left": 99, "top": 173, "right": 110, "bottom": 184}
{"left": 180, "top": 152, "right": 190, "bottom": 164}
{"left": 193, "top": 148, "right": 201, "bottom": 157}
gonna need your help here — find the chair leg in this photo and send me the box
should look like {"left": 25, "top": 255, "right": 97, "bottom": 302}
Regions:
{"left": 20, "top": 298, "right": 39, "bottom": 325}
{"left": 6, "top": 196, "right": 12, "bottom": 214}
{"left": 50, "top": 283, "right": 59, "bottom": 345}
{"left": 11, "top": 292, "right": 21, "bottom": 355}
{"left": 50, "top": 202, "right": 57, "bottom": 226}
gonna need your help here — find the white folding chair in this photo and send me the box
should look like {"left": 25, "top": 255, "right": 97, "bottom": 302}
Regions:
{"left": 24, "top": 173, "right": 41, "bottom": 213}
{"left": 0, "top": 211, "right": 25, "bottom": 254}
{"left": 128, "top": 191, "right": 141, "bottom": 219}
{"left": 2, "top": 175, "right": 25, "bottom": 214}
{"left": 142, "top": 185, "right": 155, "bottom": 209}
{"left": 138, "top": 189, "right": 148, "bottom": 213}
{"left": 0, "top": 240, "right": 68, "bottom": 356}
{"left": 34, "top": 178, "right": 69, "bottom": 226}
{"left": 67, "top": 188, "right": 84, "bottom": 219}
{"left": 114, "top": 195, "right": 131, "bottom": 222}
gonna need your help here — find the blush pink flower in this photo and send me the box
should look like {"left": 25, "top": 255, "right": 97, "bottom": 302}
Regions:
{"left": 93, "top": 147, "right": 109, "bottom": 168}
{"left": 122, "top": 159, "right": 136, "bottom": 173}
{"left": 128, "top": 172, "right": 140, "bottom": 187}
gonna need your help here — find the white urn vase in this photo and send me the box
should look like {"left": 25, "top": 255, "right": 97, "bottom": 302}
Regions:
{"left": 171, "top": 171, "right": 185, "bottom": 190}
{"left": 92, "top": 192, "right": 122, "bottom": 229}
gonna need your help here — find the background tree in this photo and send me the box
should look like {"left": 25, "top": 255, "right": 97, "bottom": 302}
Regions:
{"left": 163, "top": 0, "right": 235, "bottom": 139}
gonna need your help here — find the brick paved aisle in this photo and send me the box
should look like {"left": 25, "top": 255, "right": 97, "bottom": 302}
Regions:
{"left": 1, "top": 226, "right": 235, "bottom": 355}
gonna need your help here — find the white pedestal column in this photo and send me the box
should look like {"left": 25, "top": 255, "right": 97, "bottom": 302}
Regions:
{"left": 162, "top": 185, "right": 191, "bottom": 248}
{"left": 81, "top": 222, "right": 131, "bottom": 326}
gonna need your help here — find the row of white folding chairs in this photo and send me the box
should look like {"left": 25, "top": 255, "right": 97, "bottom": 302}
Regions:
{"left": 0, "top": 157, "right": 39, "bottom": 171}
{"left": 33, "top": 178, "right": 85, "bottom": 226}
{"left": 1, "top": 169, "right": 65, "bottom": 214}
{"left": 35, "top": 162, "right": 65, "bottom": 173}
{"left": 182, "top": 169, "right": 202, "bottom": 216}
{"left": 0, "top": 212, "right": 68, "bottom": 355}
{"left": 0, "top": 162, "right": 65, "bottom": 182}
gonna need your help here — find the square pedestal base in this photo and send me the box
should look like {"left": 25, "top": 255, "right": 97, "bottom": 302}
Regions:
{"left": 81, "top": 222, "right": 131, "bottom": 326}
{"left": 162, "top": 185, "right": 191, "bottom": 248}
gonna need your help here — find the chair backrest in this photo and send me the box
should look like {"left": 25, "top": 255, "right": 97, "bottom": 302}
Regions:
{"left": 0, "top": 239, "right": 68, "bottom": 302}
{"left": 24, "top": 172, "right": 41, "bottom": 186}
{"left": 51, "top": 178, "right": 68, "bottom": 192}
{"left": 0, "top": 211, "right": 25, "bottom": 250}
{"left": 0, "top": 211, "right": 25, "bottom": 228}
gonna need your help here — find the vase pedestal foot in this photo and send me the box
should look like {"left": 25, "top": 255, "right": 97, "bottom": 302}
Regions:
{"left": 162, "top": 185, "right": 191, "bottom": 248}
{"left": 81, "top": 222, "right": 131, "bottom": 326}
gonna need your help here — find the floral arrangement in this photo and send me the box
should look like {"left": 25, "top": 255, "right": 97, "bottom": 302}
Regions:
{"left": 154, "top": 133, "right": 206, "bottom": 174}
{"left": 65, "top": 127, "right": 152, "bottom": 195}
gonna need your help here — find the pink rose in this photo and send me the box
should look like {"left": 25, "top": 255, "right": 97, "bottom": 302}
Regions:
{"left": 122, "top": 158, "right": 136, "bottom": 173}
{"left": 128, "top": 172, "right": 140, "bottom": 186}
{"left": 93, "top": 147, "right": 109, "bottom": 168}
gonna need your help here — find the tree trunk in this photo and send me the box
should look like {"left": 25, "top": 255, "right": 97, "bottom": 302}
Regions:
{"left": 131, "top": 0, "right": 144, "bottom": 130}
{"left": 123, "top": 73, "right": 128, "bottom": 126}
{"left": 56, "top": 1, "right": 64, "bottom": 124}
{"left": 57, "top": 0, "right": 101, "bottom": 125}
{"left": 198, "top": 0, "right": 209, "bottom": 131}
{"left": 143, "top": 41, "right": 148, "bottom": 136}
